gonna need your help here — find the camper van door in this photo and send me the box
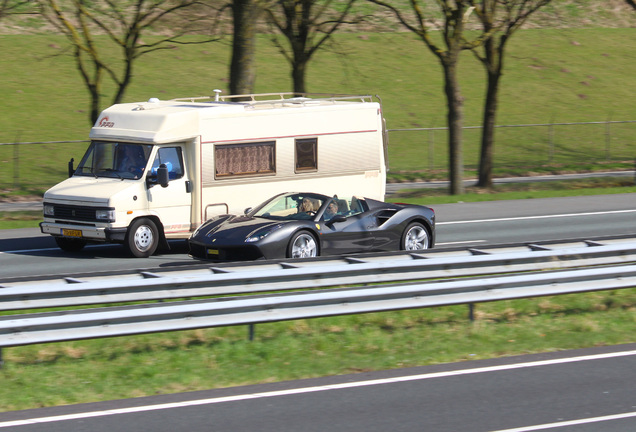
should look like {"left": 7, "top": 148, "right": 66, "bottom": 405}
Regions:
{"left": 147, "top": 145, "right": 192, "bottom": 234}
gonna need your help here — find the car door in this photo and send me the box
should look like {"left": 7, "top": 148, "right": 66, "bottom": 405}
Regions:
{"left": 319, "top": 198, "right": 374, "bottom": 255}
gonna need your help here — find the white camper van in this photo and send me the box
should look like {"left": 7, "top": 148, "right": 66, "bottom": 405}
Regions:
{"left": 40, "top": 92, "right": 388, "bottom": 257}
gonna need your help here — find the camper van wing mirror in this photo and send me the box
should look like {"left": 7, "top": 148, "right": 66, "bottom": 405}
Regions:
{"left": 157, "top": 164, "right": 170, "bottom": 188}
{"left": 68, "top": 158, "right": 75, "bottom": 178}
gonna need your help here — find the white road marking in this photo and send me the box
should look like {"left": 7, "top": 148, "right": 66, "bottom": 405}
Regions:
{"left": 2, "top": 349, "right": 635, "bottom": 428}
{"left": 437, "top": 209, "right": 636, "bottom": 225}
{"left": 488, "top": 411, "right": 636, "bottom": 432}
{"left": 436, "top": 240, "right": 486, "bottom": 246}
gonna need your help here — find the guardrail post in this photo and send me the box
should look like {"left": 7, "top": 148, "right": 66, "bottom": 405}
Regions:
{"left": 0, "top": 348, "right": 3, "bottom": 369}
{"left": 468, "top": 303, "right": 475, "bottom": 322}
{"left": 248, "top": 324, "right": 255, "bottom": 341}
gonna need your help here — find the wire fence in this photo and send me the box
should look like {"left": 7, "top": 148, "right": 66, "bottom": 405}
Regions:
{"left": 1, "top": 120, "right": 635, "bottom": 193}
{"left": 388, "top": 120, "right": 636, "bottom": 172}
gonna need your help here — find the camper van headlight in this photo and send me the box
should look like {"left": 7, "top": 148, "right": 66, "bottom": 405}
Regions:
{"left": 96, "top": 209, "right": 116, "bottom": 222}
{"left": 43, "top": 204, "right": 55, "bottom": 217}
{"left": 246, "top": 224, "right": 282, "bottom": 243}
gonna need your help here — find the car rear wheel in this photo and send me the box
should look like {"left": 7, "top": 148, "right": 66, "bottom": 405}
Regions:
{"left": 126, "top": 218, "right": 159, "bottom": 258}
{"left": 287, "top": 231, "right": 318, "bottom": 258}
{"left": 401, "top": 222, "right": 429, "bottom": 251}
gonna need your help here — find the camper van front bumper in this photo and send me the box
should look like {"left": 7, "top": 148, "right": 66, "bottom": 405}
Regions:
{"left": 40, "top": 222, "right": 128, "bottom": 242}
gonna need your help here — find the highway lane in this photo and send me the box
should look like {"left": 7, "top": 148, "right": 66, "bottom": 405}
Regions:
{"left": 1, "top": 344, "right": 635, "bottom": 431}
{"left": 0, "top": 193, "right": 635, "bottom": 280}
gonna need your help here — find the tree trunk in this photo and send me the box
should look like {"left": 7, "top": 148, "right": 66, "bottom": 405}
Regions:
{"left": 230, "top": 0, "right": 261, "bottom": 96}
{"left": 89, "top": 83, "right": 101, "bottom": 125}
{"left": 477, "top": 69, "right": 500, "bottom": 188}
{"left": 292, "top": 57, "right": 307, "bottom": 95}
{"left": 443, "top": 57, "right": 465, "bottom": 195}
{"left": 477, "top": 34, "right": 506, "bottom": 188}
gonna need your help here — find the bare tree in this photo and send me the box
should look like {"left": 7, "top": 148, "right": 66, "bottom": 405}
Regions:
{"left": 263, "top": 0, "right": 360, "bottom": 94}
{"left": 472, "top": 0, "right": 552, "bottom": 188}
{"left": 0, "top": 0, "right": 33, "bottom": 19}
{"left": 369, "top": 0, "right": 492, "bottom": 195}
{"left": 40, "top": 0, "right": 218, "bottom": 124}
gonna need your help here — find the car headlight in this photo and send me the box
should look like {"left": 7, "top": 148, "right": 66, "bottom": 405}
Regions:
{"left": 96, "top": 209, "right": 116, "bottom": 222}
{"left": 245, "top": 224, "right": 282, "bottom": 243}
{"left": 43, "top": 204, "right": 55, "bottom": 217}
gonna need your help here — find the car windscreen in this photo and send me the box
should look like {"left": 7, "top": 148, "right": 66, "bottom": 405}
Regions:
{"left": 252, "top": 193, "right": 327, "bottom": 220}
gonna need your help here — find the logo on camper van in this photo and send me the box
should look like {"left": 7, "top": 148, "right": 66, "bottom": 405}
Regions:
{"left": 98, "top": 117, "right": 115, "bottom": 128}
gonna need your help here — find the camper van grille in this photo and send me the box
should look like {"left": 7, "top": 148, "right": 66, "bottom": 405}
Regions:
{"left": 51, "top": 205, "right": 100, "bottom": 222}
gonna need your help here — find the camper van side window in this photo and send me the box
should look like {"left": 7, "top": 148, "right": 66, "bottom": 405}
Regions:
{"left": 215, "top": 141, "right": 276, "bottom": 178}
{"left": 151, "top": 147, "right": 184, "bottom": 179}
{"left": 295, "top": 138, "right": 317, "bottom": 172}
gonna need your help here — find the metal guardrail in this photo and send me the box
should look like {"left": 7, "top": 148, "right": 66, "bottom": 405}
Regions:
{"left": 2, "top": 241, "right": 636, "bottom": 311}
{"left": 1, "top": 239, "right": 636, "bottom": 350}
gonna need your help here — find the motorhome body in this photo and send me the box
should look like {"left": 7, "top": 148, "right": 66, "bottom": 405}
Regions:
{"left": 40, "top": 93, "right": 388, "bottom": 257}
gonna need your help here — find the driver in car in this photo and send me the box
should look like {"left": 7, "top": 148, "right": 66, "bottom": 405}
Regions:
{"left": 324, "top": 200, "right": 339, "bottom": 220}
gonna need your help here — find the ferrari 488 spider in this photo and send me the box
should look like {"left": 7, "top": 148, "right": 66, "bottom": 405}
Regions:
{"left": 188, "top": 192, "right": 435, "bottom": 260}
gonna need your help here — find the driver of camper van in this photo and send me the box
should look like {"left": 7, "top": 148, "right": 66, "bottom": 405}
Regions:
{"left": 117, "top": 144, "right": 146, "bottom": 178}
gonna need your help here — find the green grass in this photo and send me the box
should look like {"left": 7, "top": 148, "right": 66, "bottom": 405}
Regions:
{"left": 391, "top": 176, "right": 636, "bottom": 205}
{"left": 1, "top": 28, "right": 635, "bottom": 198}
{"left": 1, "top": 289, "right": 635, "bottom": 411}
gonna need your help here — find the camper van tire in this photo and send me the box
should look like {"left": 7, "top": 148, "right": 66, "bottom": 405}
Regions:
{"left": 55, "top": 237, "right": 87, "bottom": 252}
{"left": 287, "top": 231, "right": 319, "bottom": 259}
{"left": 126, "top": 218, "right": 159, "bottom": 258}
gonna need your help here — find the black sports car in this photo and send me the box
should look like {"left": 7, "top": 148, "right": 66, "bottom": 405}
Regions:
{"left": 188, "top": 192, "right": 435, "bottom": 260}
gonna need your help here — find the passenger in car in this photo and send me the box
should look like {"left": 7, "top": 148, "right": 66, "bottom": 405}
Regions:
{"left": 299, "top": 197, "right": 320, "bottom": 214}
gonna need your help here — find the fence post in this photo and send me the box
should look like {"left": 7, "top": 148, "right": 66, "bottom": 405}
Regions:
{"left": 12, "top": 143, "right": 19, "bottom": 189}
{"left": 605, "top": 113, "right": 612, "bottom": 160}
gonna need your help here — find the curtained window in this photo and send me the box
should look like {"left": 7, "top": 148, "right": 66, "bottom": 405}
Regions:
{"left": 215, "top": 141, "right": 276, "bottom": 178}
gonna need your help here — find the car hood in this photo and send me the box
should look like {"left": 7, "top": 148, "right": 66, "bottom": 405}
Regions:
{"left": 196, "top": 215, "right": 286, "bottom": 242}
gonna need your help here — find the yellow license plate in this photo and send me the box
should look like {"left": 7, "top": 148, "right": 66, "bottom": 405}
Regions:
{"left": 61, "top": 229, "right": 83, "bottom": 238}
{"left": 207, "top": 248, "right": 219, "bottom": 256}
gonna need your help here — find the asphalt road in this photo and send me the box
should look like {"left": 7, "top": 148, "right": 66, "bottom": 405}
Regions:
{"left": 1, "top": 193, "right": 635, "bottom": 280}
{"left": 1, "top": 344, "right": 635, "bottom": 431}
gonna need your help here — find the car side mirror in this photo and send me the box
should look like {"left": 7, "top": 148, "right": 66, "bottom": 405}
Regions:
{"left": 326, "top": 215, "right": 347, "bottom": 226}
{"left": 244, "top": 207, "right": 252, "bottom": 215}
{"left": 157, "top": 164, "right": 169, "bottom": 188}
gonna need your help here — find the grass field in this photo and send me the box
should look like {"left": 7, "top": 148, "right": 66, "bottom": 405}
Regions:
{"left": 1, "top": 289, "right": 635, "bottom": 411}
{"left": 1, "top": 27, "right": 635, "bottom": 197}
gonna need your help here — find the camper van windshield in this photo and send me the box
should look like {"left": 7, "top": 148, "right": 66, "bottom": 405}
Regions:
{"left": 75, "top": 141, "right": 153, "bottom": 180}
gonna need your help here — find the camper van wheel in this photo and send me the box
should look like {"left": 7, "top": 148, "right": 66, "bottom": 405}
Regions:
{"left": 287, "top": 231, "right": 318, "bottom": 259}
{"left": 55, "top": 237, "right": 87, "bottom": 252}
{"left": 126, "top": 218, "right": 159, "bottom": 258}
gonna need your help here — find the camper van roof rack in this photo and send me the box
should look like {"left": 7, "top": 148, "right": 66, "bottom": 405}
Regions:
{"left": 172, "top": 92, "right": 374, "bottom": 107}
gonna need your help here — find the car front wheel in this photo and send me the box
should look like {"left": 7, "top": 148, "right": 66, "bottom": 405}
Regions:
{"left": 287, "top": 231, "right": 318, "bottom": 258}
{"left": 126, "top": 218, "right": 159, "bottom": 258}
{"left": 401, "top": 222, "right": 429, "bottom": 251}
